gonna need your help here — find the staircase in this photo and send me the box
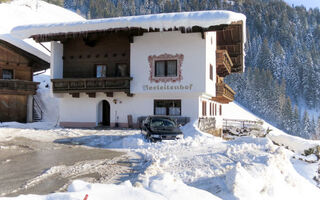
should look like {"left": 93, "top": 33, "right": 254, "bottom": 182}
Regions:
{"left": 33, "top": 95, "right": 43, "bottom": 122}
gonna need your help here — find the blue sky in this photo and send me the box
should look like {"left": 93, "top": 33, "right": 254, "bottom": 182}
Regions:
{"left": 284, "top": 0, "right": 320, "bottom": 9}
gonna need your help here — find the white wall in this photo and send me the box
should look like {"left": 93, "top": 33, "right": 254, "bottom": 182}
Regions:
{"left": 131, "top": 31, "right": 206, "bottom": 94}
{"left": 59, "top": 92, "right": 201, "bottom": 126}
{"left": 205, "top": 32, "right": 216, "bottom": 97}
{"left": 50, "top": 41, "right": 63, "bottom": 79}
{"left": 56, "top": 31, "right": 224, "bottom": 127}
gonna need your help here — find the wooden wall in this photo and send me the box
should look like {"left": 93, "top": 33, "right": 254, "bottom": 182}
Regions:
{"left": 0, "top": 94, "right": 27, "bottom": 123}
{"left": 0, "top": 45, "right": 32, "bottom": 81}
{"left": 63, "top": 32, "right": 130, "bottom": 78}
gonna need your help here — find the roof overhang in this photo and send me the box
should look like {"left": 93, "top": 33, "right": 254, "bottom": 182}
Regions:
{"left": 11, "top": 10, "right": 246, "bottom": 72}
{"left": 0, "top": 35, "right": 50, "bottom": 72}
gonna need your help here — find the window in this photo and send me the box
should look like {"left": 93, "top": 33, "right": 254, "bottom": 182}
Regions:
{"left": 219, "top": 105, "right": 222, "bottom": 116}
{"left": 2, "top": 69, "right": 13, "bottom": 79}
{"left": 210, "top": 64, "right": 213, "bottom": 80}
{"left": 96, "top": 65, "right": 107, "bottom": 78}
{"left": 116, "top": 63, "right": 128, "bottom": 77}
{"left": 148, "top": 54, "right": 183, "bottom": 83}
{"left": 155, "top": 60, "right": 177, "bottom": 77}
{"left": 209, "top": 103, "right": 212, "bottom": 116}
{"left": 202, "top": 101, "right": 207, "bottom": 116}
{"left": 215, "top": 104, "right": 217, "bottom": 116}
{"left": 154, "top": 100, "right": 181, "bottom": 116}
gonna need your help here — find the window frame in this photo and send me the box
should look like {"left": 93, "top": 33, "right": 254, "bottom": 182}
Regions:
{"left": 154, "top": 60, "right": 178, "bottom": 77}
{"left": 95, "top": 64, "right": 107, "bottom": 78}
{"left": 148, "top": 53, "right": 184, "bottom": 83}
{"left": 116, "top": 63, "right": 129, "bottom": 77}
{"left": 154, "top": 99, "right": 181, "bottom": 116}
{"left": 2, "top": 69, "right": 14, "bottom": 80}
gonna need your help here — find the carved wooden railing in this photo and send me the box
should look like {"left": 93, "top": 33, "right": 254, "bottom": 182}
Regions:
{"left": 212, "top": 82, "right": 235, "bottom": 104}
{"left": 0, "top": 79, "right": 38, "bottom": 95}
{"left": 216, "top": 49, "right": 233, "bottom": 77}
{"left": 51, "top": 77, "right": 132, "bottom": 94}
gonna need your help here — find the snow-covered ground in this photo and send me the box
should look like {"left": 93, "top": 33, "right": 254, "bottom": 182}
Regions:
{"left": 1, "top": 1, "right": 320, "bottom": 199}
{"left": 0, "top": 115, "right": 319, "bottom": 199}
{"left": 1, "top": 74, "right": 319, "bottom": 199}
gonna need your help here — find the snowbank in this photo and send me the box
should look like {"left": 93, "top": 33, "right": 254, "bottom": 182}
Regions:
{"left": 224, "top": 102, "right": 320, "bottom": 154}
{"left": 33, "top": 74, "right": 59, "bottom": 122}
{"left": 267, "top": 130, "right": 320, "bottom": 154}
{"left": 0, "top": 175, "right": 221, "bottom": 200}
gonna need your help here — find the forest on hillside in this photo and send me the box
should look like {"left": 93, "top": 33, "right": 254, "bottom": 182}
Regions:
{"left": 36, "top": 0, "right": 320, "bottom": 139}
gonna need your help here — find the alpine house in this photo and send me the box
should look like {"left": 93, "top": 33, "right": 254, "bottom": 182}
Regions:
{"left": 11, "top": 10, "right": 246, "bottom": 131}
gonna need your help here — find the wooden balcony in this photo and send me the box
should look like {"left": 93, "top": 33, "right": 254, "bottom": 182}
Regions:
{"left": 212, "top": 82, "right": 235, "bottom": 104}
{"left": 0, "top": 79, "right": 38, "bottom": 95}
{"left": 216, "top": 50, "right": 233, "bottom": 77}
{"left": 51, "top": 77, "right": 133, "bottom": 96}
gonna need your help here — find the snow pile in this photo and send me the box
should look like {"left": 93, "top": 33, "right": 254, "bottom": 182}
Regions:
{"left": 224, "top": 102, "right": 320, "bottom": 154}
{"left": 11, "top": 10, "right": 246, "bottom": 41}
{"left": 268, "top": 131, "right": 320, "bottom": 154}
{"left": 0, "top": 175, "right": 220, "bottom": 200}
{"left": 33, "top": 74, "right": 59, "bottom": 122}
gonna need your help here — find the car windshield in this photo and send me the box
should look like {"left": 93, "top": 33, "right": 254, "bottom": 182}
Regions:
{"left": 150, "top": 118, "right": 176, "bottom": 127}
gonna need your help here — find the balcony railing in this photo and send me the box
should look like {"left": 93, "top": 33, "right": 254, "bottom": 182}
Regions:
{"left": 51, "top": 77, "right": 132, "bottom": 94}
{"left": 0, "top": 79, "right": 38, "bottom": 95}
{"left": 216, "top": 50, "right": 233, "bottom": 77}
{"left": 212, "top": 82, "right": 235, "bottom": 104}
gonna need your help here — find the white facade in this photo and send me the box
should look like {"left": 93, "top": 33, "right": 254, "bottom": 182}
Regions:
{"left": 52, "top": 31, "right": 226, "bottom": 128}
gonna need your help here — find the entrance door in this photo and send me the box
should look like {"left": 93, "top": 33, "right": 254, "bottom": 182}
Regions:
{"left": 102, "top": 100, "right": 110, "bottom": 126}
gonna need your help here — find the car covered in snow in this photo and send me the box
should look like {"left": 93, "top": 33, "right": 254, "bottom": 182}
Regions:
{"left": 141, "top": 116, "right": 183, "bottom": 142}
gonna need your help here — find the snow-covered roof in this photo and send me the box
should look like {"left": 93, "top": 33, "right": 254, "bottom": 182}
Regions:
{"left": 0, "top": 0, "right": 85, "bottom": 35}
{"left": 0, "top": 34, "right": 50, "bottom": 65}
{"left": 11, "top": 10, "right": 246, "bottom": 41}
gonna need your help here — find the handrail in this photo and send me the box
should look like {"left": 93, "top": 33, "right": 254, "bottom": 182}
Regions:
{"left": 33, "top": 95, "right": 43, "bottom": 121}
{"left": 51, "top": 77, "right": 132, "bottom": 93}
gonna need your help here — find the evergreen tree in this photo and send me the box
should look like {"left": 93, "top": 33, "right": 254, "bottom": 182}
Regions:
{"left": 292, "top": 105, "right": 301, "bottom": 136}
{"left": 302, "top": 110, "right": 311, "bottom": 139}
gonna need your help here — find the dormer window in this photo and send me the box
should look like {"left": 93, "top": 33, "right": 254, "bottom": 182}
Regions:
{"left": 2, "top": 69, "right": 13, "bottom": 79}
{"left": 155, "top": 60, "right": 177, "bottom": 77}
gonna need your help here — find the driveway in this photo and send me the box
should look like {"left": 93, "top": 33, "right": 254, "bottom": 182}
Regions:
{"left": 0, "top": 136, "right": 131, "bottom": 197}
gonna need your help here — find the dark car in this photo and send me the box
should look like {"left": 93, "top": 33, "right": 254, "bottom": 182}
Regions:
{"left": 141, "top": 116, "right": 183, "bottom": 142}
